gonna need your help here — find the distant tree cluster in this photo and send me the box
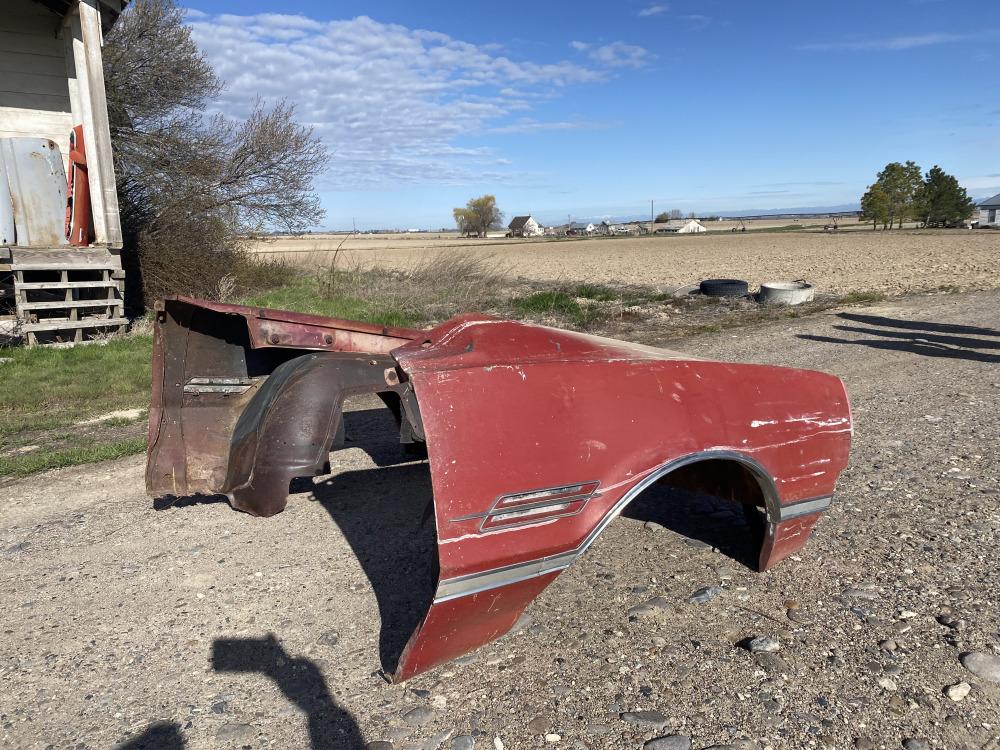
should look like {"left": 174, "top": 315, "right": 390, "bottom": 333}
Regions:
{"left": 654, "top": 208, "right": 685, "bottom": 222}
{"left": 860, "top": 162, "right": 975, "bottom": 230}
{"left": 454, "top": 195, "right": 503, "bottom": 237}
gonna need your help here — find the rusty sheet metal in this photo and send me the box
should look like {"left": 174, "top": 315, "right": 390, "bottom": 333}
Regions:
{"left": 0, "top": 138, "right": 69, "bottom": 247}
{"left": 146, "top": 299, "right": 852, "bottom": 683}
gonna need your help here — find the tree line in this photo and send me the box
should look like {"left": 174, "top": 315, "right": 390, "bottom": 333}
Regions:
{"left": 860, "top": 162, "right": 975, "bottom": 230}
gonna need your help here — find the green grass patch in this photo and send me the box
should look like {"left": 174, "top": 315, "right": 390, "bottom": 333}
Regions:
{"left": 0, "top": 437, "right": 147, "bottom": 478}
{"left": 244, "top": 276, "right": 422, "bottom": 328}
{"left": 511, "top": 290, "right": 581, "bottom": 315}
{"left": 0, "top": 335, "right": 153, "bottom": 437}
{"left": 571, "top": 283, "right": 621, "bottom": 302}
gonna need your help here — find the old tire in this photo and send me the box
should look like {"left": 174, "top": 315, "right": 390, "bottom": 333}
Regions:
{"left": 759, "top": 280, "right": 815, "bottom": 305}
{"left": 699, "top": 278, "right": 749, "bottom": 297}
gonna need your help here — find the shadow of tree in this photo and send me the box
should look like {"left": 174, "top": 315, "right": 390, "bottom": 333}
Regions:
{"left": 790, "top": 310, "right": 1000, "bottom": 363}
{"left": 115, "top": 721, "right": 185, "bottom": 749}
{"left": 212, "top": 634, "right": 365, "bottom": 750}
{"left": 837, "top": 312, "right": 1000, "bottom": 338}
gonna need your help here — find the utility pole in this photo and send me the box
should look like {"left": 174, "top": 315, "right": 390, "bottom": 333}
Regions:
{"left": 650, "top": 200, "right": 654, "bottom": 223}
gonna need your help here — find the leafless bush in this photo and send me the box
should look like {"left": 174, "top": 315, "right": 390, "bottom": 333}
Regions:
{"left": 320, "top": 252, "right": 509, "bottom": 321}
{"left": 106, "top": 0, "right": 326, "bottom": 310}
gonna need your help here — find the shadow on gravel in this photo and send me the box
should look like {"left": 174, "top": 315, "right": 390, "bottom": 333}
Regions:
{"left": 622, "top": 482, "right": 763, "bottom": 569}
{"left": 799, "top": 313, "right": 1000, "bottom": 363}
{"left": 115, "top": 720, "right": 185, "bottom": 749}
{"left": 212, "top": 634, "right": 365, "bottom": 750}
{"left": 311, "top": 462, "right": 437, "bottom": 676}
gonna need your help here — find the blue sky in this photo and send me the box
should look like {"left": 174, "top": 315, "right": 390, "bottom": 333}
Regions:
{"left": 185, "top": 0, "right": 999, "bottom": 229}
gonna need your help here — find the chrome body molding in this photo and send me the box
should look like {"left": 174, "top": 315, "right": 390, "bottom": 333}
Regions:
{"left": 433, "top": 449, "right": 833, "bottom": 604}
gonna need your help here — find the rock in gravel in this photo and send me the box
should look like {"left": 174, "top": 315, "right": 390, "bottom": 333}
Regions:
{"left": 527, "top": 716, "right": 549, "bottom": 733}
{"left": 215, "top": 723, "right": 255, "bottom": 742}
{"left": 643, "top": 735, "right": 691, "bottom": 750}
{"left": 703, "top": 746, "right": 738, "bottom": 750}
{"left": 854, "top": 739, "right": 874, "bottom": 750}
{"left": 367, "top": 743, "right": 394, "bottom": 750}
{"left": 748, "top": 636, "right": 780, "bottom": 653}
{"left": 620, "top": 710, "right": 669, "bottom": 729}
{"left": 402, "top": 706, "right": 435, "bottom": 726}
{"left": 842, "top": 587, "right": 878, "bottom": 600}
{"left": 452, "top": 736, "right": 475, "bottom": 750}
{"left": 944, "top": 681, "right": 972, "bottom": 701}
{"left": 418, "top": 730, "right": 454, "bottom": 750}
{"left": 902, "top": 739, "right": 930, "bottom": 750}
{"left": 544, "top": 734, "right": 561, "bottom": 743}
{"left": 960, "top": 652, "right": 1000, "bottom": 683}
{"left": 877, "top": 677, "right": 898, "bottom": 692}
{"left": 688, "top": 586, "right": 723, "bottom": 604}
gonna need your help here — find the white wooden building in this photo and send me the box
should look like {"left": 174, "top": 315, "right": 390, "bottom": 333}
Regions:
{"left": 1, "top": 0, "right": 126, "bottom": 344}
{"left": 654, "top": 219, "right": 707, "bottom": 234}
{"left": 507, "top": 215, "right": 542, "bottom": 237}
{"left": 979, "top": 193, "right": 1000, "bottom": 228}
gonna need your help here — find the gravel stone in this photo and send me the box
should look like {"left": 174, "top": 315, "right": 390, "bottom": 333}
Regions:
{"left": 402, "top": 707, "right": 435, "bottom": 726}
{"left": 944, "top": 681, "right": 971, "bottom": 701}
{"left": 451, "top": 736, "right": 475, "bottom": 750}
{"left": 902, "top": 740, "right": 930, "bottom": 750}
{"left": 643, "top": 735, "right": 691, "bottom": 750}
{"left": 748, "top": 636, "right": 780, "bottom": 653}
{"left": 688, "top": 586, "right": 723, "bottom": 604}
{"left": 368, "top": 743, "right": 394, "bottom": 750}
{"left": 960, "top": 652, "right": 1000, "bottom": 682}
{"left": 620, "top": 710, "right": 668, "bottom": 729}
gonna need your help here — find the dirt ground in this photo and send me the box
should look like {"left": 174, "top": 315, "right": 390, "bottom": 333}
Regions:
{"left": 251, "top": 231, "right": 1000, "bottom": 297}
{"left": 2, "top": 290, "right": 998, "bottom": 750}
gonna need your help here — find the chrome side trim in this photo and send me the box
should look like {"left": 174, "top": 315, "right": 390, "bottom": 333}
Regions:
{"left": 434, "top": 550, "right": 577, "bottom": 602}
{"left": 434, "top": 450, "right": 833, "bottom": 604}
{"left": 775, "top": 494, "right": 832, "bottom": 521}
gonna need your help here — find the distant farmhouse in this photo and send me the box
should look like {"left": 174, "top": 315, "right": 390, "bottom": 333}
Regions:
{"left": 507, "top": 215, "right": 542, "bottom": 237}
{"left": 653, "top": 219, "right": 707, "bottom": 234}
{"left": 979, "top": 193, "right": 1000, "bottom": 228}
{"left": 568, "top": 222, "right": 595, "bottom": 236}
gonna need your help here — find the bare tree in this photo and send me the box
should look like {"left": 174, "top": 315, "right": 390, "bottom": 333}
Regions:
{"left": 104, "top": 0, "right": 327, "bottom": 307}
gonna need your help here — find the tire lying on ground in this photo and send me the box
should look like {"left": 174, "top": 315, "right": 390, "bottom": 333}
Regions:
{"left": 758, "top": 280, "right": 815, "bottom": 305}
{"left": 699, "top": 278, "right": 749, "bottom": 297}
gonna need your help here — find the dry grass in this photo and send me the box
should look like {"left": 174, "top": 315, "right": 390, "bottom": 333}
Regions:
{"left": 250, "top": 230, "right": 1000, "bottom": 297}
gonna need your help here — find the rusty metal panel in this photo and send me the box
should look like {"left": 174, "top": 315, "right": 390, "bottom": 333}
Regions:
{"left": 0, "top": 137, "right": 69, "bottom": 247}
{"left": 146, "top": 298, "right": 853, "bottom": 683}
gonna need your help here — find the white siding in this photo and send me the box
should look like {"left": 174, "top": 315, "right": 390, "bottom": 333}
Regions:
{"left": 0, "top": 0, "right": 74, "bottom": 167}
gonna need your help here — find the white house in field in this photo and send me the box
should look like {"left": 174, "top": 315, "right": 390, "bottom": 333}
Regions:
{"left": 507, "top": 215, "right": 542, "bottom": 237}
{"left": 979, "top": 193, "right": 1000, "bottom": 228}
{"left": 654, "top": 219, "right": 707, "bottom": 234}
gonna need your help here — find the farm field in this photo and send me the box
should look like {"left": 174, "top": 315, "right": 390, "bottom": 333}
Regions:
{"left": 251, "top": 229, "right": 1000, "bottom": 297}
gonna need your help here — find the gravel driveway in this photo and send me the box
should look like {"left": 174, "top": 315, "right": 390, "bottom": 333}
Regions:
{"left": 2, "top": 291, "right": 998, "bottom": 750}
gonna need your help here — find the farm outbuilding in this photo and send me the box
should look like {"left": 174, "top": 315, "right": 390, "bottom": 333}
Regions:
{"left": 568, "top": 222, "right": 595, "bottom": 236}
{"left": 508, "top": 215, "right": 542, "bottom": 237}
{"left": 1, "top": 0, "right": 126, "bottom": 344}
{"left": 654, "top": 219, "right": 707, "bottom": 234}
{"left": 979, "top": 193, "right": 1000, "bottom": 228}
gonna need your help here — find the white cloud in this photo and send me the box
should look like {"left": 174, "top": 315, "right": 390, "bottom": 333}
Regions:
{"left": 638, "top": 4, "right": 669, "bottom": 17}
{"left": 186, "top": 13, "right": 624, "bottom": 189}
{"left": 570, "top": 40, "right": 654, "bottom": 69}
{"left": 799, "top": 29, "right": 997, "bottom": 51}
{"left": 489, "top": 118, "right": 613, "bottom": 134}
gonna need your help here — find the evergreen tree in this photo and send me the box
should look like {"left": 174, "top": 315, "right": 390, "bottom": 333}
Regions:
{"left": 915, "top": 166, "right": 976, "bottom": 227}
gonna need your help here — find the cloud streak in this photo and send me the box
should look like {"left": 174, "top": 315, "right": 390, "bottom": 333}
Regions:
{"left": 638, "top": 4, "right": 669, "bottom": 17}
{"left": 186, "top": 13, "right": 637, "bottom": 189}
{"left": 799, "top": 29, "right": 997, "bottom": 51}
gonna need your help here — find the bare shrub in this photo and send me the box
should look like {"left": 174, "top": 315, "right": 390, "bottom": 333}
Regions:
{"left": 106, "top": 0, "right": 325, "bottom": 310}
{"left": 319, "top": 252, "right": 509, "bottom": 322}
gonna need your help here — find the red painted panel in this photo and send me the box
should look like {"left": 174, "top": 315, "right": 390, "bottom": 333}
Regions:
{"left": 394, "top": 572, "right": 559, "bottom": 682}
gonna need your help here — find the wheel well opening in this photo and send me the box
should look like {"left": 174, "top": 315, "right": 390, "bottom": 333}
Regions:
{"left": 619, "top": 458, "right": 771, "bottom": 570}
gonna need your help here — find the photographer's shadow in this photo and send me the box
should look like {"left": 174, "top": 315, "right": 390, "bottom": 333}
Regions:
{"left": 212, "top": 634, "right": 365, "bottom": 749}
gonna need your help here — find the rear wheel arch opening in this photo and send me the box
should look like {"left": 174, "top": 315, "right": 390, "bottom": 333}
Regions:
{"left": 593, "top": 453, "right": 780, "bottom": 571}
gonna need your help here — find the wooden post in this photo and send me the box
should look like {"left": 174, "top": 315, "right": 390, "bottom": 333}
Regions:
{"left": 65, "top": 0, "right": 123, "bottom": 248}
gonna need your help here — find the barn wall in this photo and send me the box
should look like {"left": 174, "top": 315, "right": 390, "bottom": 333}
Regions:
{"left": 0, "top": 0, "right": 74, "bottom": 166}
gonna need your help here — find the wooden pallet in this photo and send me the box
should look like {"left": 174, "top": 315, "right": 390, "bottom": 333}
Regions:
{"left": 12, "top": 263, "right": 125, "bottom": 345}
